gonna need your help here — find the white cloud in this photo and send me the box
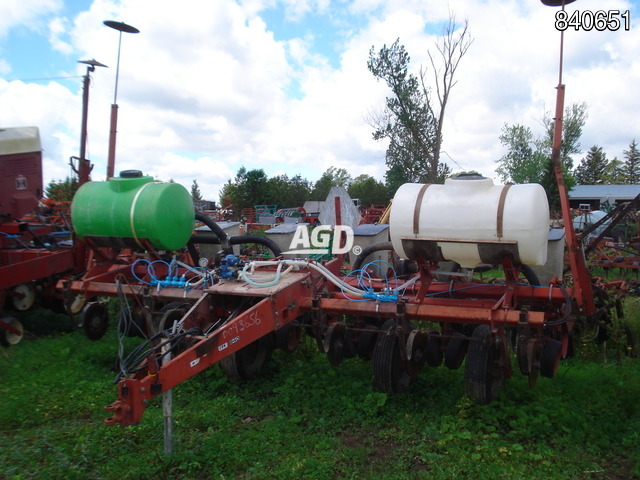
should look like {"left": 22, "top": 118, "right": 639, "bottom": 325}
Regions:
{"left": 0, "top": 0, "right": 62, "bottom": 37}
{"left": 1, "top": 0, "right": 639, "bottom": 204}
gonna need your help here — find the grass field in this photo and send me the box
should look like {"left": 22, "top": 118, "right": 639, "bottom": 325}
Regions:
{"left": 1, "top": 302, "right": 639, "bottom": 480}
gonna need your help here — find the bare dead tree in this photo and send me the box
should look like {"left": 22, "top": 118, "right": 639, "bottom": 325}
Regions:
{"left": 424, "top": 16, "right": 473, "bottom": 172}
{"left": 369, "top": 14, "right": 473, "bottom": 185}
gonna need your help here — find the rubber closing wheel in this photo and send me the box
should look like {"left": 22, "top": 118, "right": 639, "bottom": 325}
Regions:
{"left": 0, "top": 316, "right": 24, "bottom": 346}
{"left": 425, "top": 330, "right": 443, "bottom": 367}
{"left": 276, "top": 322, "right": 301, "bottom": 352}
{"left": 444, "top": 332, "right": 468, "bottom": 369}
{"left": 356, "top": 323, "right": 378, "bottom": 360}
{"left": 540, "top": 339, "right": 562, "bottom": 378}
{"left": 373, "top": 319, "right": 414, "bottom": 393}
{"left": 464, "top": 325, "right": 507, "bottom": 404}
{"left": 219, "top": 337, "right": 272, "bottom": 382}
{"left": 81, "top": 302, "right": 109, "bottom": 341}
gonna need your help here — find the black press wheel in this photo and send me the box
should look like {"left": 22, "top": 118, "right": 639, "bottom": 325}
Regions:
{"left": 540, "top": 339, "right": 562, "bottom": 378}
{"left": 373, "top": 319, "right": 414, "bottom": 393}
{"left": 81, "top": 302, "right": 109, "bottom": 341}
{"left": 276, "top": 322, "right": 301, "bottom": 352}
{"left": 219, "top": 337, "right": 272, "bottom": 382}
{"left": 356, "top": 323, "right": 379, "bottom": 360}
{"left": 464, "top": 325, "right": 507, "bottom": 404}
{"left": 425, "top": 330, "right": 444, "bottom": 367}
{"left": 444, "top": 331, "right": 468, "bottom": 369}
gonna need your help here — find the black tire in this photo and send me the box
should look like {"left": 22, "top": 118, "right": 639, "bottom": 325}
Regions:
{"left": 118, "top": 305, "right": 147, "bottom": 338}
{"left": 540, "top": 339, "right": 562, "bottom": 378}
{"left": 372, "top": 319, "right": 413, "bottom": 393}
{"left": 81, "top": 302, "right": 109, "bottom": 341}
{"left": 219, "top": 337, "right": 272, "bottom": 382}
{"left": 356, "top": 323, "right": 379, "bottom": 360}
{"left": 276, "top": 323, "right": 301, "bottom": 352}
{"left": 425, "top": 330, "right": 443, "bottom": 367}
{"left": 444, "top": 332, "right": 468, "bottom": 369}
{"left": 464, "top": 325, "right": 507, "bottom": 404}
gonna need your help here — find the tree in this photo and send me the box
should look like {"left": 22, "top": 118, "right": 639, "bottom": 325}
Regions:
{"left": 266, "top": 174, "right": 312, "bottom": 208}
{"left": 541, "top": 102, "right": 588, "bottom": 173}
{"left": 190, "top": 179, "right": 203, "bottom": 201}
{"left": 384, "top": 163, "right": 411, "bottom": 198}
{"left": 310, "top": 167, "right": 352, "bottom": 200}
{"left": 495, "top": 103, "right": 587, "bottom": 212}
{"left": 623, "top": 139, "right": 640, "bottom": 184}
{"left": 368, "top": 16, "right": 472, "bottom": 184}
{"left": 574, "top": 146, "right": 608, "bottom": 184}
{"left": 347, "top": 175, "right": 389, "bottom": 206}
{"left": 45, "top": 176, "right": 79, "bottom": 202}
{"left": 495, "top": 124, "right": 545, "bottom": 184}
{"left": 219, "top": 167, "right": 269, "bottom": 214}
{"left": 603, "top": 156, "right": 625, "bottom": 184}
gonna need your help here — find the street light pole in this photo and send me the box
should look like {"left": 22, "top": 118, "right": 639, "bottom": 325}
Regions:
{"left": 104, "top": 20, "right": 140, "bottom": 180}
{"left": 77, "top": 59, "right": 107, "bottom": 185}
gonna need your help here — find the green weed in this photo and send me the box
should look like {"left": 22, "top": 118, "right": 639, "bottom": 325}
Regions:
{"left": 1, "top": 302, "right": 639, "bottom": 479}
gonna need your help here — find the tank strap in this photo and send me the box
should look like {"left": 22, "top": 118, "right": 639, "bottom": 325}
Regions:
{"left": 496, "top": 184, "right": 513, "bottom": 239}
{"left": 129, "top": 182, "right": 156, "bottom": 249}
{"left": 412, "top": 184, "right": 432, "bottom": 235}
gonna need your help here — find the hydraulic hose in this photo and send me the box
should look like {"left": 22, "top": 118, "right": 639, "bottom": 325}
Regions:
{"left": 195, "top": 212, "right": 229, "bottom": 251}
{"left": 189, "top": 234, "right": 282, "bottom": 258}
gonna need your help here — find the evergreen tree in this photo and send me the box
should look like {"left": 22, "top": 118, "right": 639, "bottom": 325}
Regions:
{"left": 603, "top": 157, "right": 625, "bottom": 184}
{"left": 190, "top": 179, "right": 203, "bottom": 200}
{"left": 574, "top": 146, "right": 608, "bottom": 184}
{"left": 623, "top": 139, "right": 640, "bottom": 184}
{"left": 45, "top": 176, "right": 79, "bottom": 202}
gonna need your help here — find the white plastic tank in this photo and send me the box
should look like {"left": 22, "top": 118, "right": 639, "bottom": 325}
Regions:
{"left": 389, "top": 175, "right": 549, "bottom": 268}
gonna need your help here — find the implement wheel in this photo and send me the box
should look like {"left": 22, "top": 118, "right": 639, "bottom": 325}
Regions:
{"left": 540, "top": 339, "right": 562, "bottom": 378}
{"left": 80, "top": 302, "right": 109, "bottom": 341}
{"left": 219, "top": 337, "right": 272, "bottom": 382}
{"left": 444, "top": 332, "right": 468, "bottom": 369}
{"left": 373, "top": 319, "right": 414, "bottom": 393}
{"left": 0, "top": 316, "right": 24, "bottom": 346}
{"left": 464, "top": 325, "right": 507, "bottom": 404}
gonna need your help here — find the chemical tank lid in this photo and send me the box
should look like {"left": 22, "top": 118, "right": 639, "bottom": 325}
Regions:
{"left": 120, "top": 169, "right": 143, "bottom": 178}
{"left": 452, "top": 173, "right": 486, "bottom": 180}
{"left": 540, "top": 0, "right": 576, "bottom": 6}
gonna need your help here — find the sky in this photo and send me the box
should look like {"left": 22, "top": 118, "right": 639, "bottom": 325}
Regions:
{"left": 1, "top": 0, "right": 638, "bottom": 203}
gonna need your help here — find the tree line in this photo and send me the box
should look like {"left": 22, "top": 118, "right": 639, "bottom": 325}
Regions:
{"left": 495, "top": 101, "right": 640, "bottom": 211}
{"left": 218, "top": 166, "right": 390, "bottom": 214}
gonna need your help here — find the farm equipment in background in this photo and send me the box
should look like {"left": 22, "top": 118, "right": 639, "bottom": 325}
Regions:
{"left": 359, "top": 204, "right": 387, "bottom": 224}
{"left": 0, "top": 127, "right": 81, "bottom": 346}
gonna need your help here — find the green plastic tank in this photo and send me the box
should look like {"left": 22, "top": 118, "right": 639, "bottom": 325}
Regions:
{"left": 71, "top": 170, "right": 194, "bottom": 251}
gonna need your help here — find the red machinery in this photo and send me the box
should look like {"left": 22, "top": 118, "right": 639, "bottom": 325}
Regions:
{"left": 51, "top": 0, "right": 618, "bottom": 427}
{"left": 0, "top": 127, "right": 80, "bottom": 346}
{"left": 53, "top": 156, "right": 619, "bottom": 427}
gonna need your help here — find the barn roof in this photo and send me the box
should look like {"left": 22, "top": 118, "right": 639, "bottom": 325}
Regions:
{"left": 569, "top": 184, "right": 640, "bottom": 201}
